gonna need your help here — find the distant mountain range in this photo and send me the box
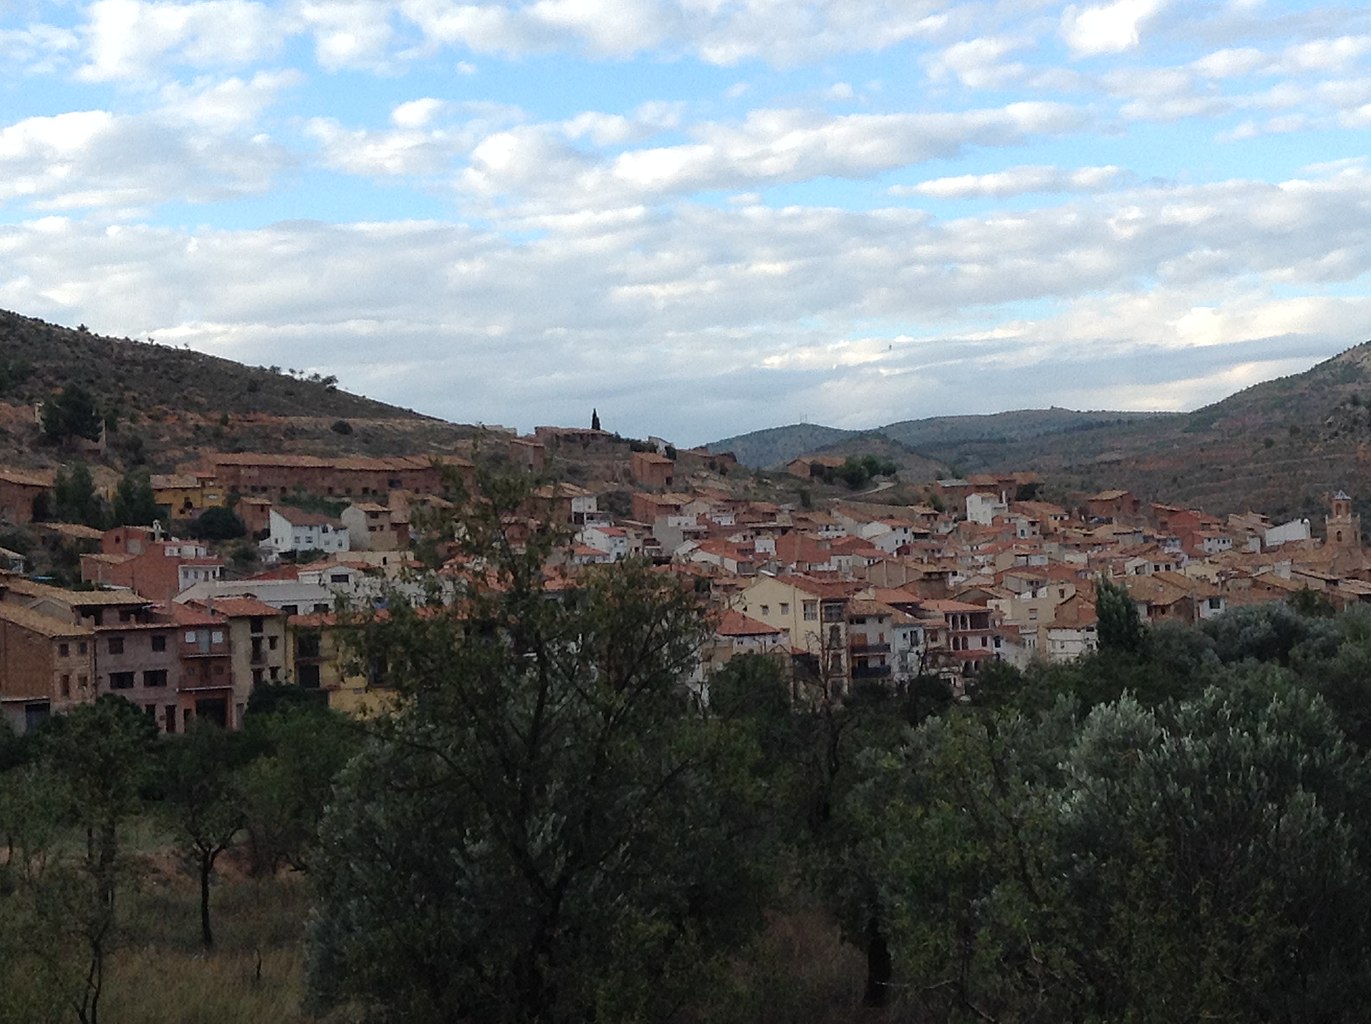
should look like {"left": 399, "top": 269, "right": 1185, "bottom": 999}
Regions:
{"left": 710, "top": 408, "right": 1169, "bottom": 470}
{"left": 6, "top": 308, "right": 1371, "bottom": 523}
{"left": 710, "top": 342, "right": 1371, "bottom": 522}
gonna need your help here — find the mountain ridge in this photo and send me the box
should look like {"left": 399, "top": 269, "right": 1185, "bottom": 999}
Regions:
{"left": 710, "top": 340, "right": 1371, "bottom": 519}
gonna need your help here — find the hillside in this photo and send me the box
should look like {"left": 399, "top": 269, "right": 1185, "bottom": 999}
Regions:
{"left": 0, "top": 310, "right": 478, "bottom": 471}
{"left": 711, "top": 409, "right": 1168, "bottom": 470}
{"left": 707, "top": 422, "right": 859, "bottom": 468}
{"left": 10, "top": 307, "right": 1371, "bottom": 521}
{"left": 710, "top": 342, "right": 1371, "bottom": 519}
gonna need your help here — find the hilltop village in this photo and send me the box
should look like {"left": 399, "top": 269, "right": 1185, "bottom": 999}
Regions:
{"left": 0, "top": 423, "right": 1363, "bottom": 735}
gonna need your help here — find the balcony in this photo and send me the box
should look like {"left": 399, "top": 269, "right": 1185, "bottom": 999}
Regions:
{"left": 851, "top": 663, "right": 892, "bottom": 680}
{"left": 849, "top": 641, "right": 891, "bottom": 655}
{"left": 181, "top": 646, "right": 230, "bottom": 659}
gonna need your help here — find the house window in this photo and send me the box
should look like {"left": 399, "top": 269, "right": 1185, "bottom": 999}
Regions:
{"left": 779, "top": 603, "right": 790, "bottom": 615}
{"left": 165, "top": 706, "right": 178, "bottom": 734}
{"left": 78, "top": 642, "right": 87, "bottom": 655}
{"left": 151, "top": 634, "right": 166, "bottom": 652}
{"left": 58, "top": 642, "right": 70, "bottom": 657}
{"left": 803, "top": 601, "right": 818, "bottom": 621}
{"left": 143, "top": 670, "right": 168, "bottom": 688}
{"left": 268, "top": 635, "right": 279, "bottom": 650}
{"left": 61, "top": 674, "right": 71, "bottom": 697}
{"left": 107, "top": 637, "right": 124, "bottom": 655}
{"left": 760, "top": 604, "right": 770, "bottom": 616}
{"left": 250, "top": 617, "right": 264, "bottom": 634}
{"left": 331, "top": 573, "right": 349, "bottom": 584}
{"left": 185, "top": 631, "right": 197, "bottom": 643}
{"left": 211, "top": 631, "right": 224, "bottom": 645}
{"left": 109, "top": 671, "right": 135, "bottom": 690}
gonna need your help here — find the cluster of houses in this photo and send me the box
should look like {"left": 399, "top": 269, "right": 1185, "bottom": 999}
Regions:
{"left": 0, "top": 437, "right": 1365, "bottom": 735}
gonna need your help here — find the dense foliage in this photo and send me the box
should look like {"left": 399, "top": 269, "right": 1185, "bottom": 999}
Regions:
{"left": 10, "top": 513, "right": 1371, "bottom": 1023}
{"left": 40, "top": 384, "right": 103, "bottom": 445}
{"left": 307, "top": 476, "right": 773, "bottom": 1024}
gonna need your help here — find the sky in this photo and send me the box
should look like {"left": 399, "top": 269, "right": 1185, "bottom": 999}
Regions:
{"left": 2, "top": 1, "right": 1371, "bottom": 446}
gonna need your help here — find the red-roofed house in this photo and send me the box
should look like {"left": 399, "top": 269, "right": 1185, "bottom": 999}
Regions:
{"left": 630, "top": 450, "right": 675, "bottom": 488}
{"left": 0, "top": 468, "right": 53, "bottom": 525}
{"left": 81, "top": 537, "right": 224, "bottom": 602}
{"left": 187, "top": 596, "right": 290, "bottom": 720}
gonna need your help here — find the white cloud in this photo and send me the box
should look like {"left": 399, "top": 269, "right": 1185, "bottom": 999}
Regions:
{"left": 78, "top": 0, "right": 281, "bottom": 81}
{"left": 306, "top": 118, "right": 462, "bottom": 178}
{"left": 8, "top": 0, "right": 1371, "bottom": 444}
{"left": 158, "top": 70, "right": 302, "bottom": 131}
{"left": 395, "top": 0, "right": 948, "bottom": 65}
{"left": 0, "top": 22, "right": 80, "bottom": 74}
{"left": 294, "top": 0, "right": 396, "bottom": 70}
{"left": 452, "top": 101, "right": 1089, "bottom": 215}
{"left": 1190, "top": 46, "right": 1266, "bottom": 79}
{"left": 1282, "top": 35, "right": 1371, "bottom": 74}
{"left": 392, "top": 97, "right": 447, "bottom": 129}
{"left": 897, "top": 164, "right": 1126, "bottom": 199}
{"left": 0, "top": 108, "right": 290, "bottom": 213}
{"left": 4, "top": 158, "right": 1370, "bottom": 442}
{"left": 927, "top": 36, "right": 1029, "bottom": 88}
{"left": 1061, "top": 0, "right": 1166, "bottom": 57}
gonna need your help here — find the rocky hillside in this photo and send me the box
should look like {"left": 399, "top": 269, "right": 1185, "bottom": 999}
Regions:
{"left": 0, "top": 310, "right": 478, "bottom": 471}
{"left": 710, "top": 342, "right": 1371, "bottom": 519}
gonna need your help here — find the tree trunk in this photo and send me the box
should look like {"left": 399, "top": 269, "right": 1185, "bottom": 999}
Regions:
{"left": 200, "top": 850, "right": 214, "bottom": 949}
{"left": 863, "top": 914, "right": 892, "bottom": 1008}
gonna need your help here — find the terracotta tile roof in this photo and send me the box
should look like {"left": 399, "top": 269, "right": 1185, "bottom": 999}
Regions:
{"left": 922, "top": 599, "right": 991, "bottom": 613}
{"left": 159, "top": 602, "right": 226, "bottom": 626}
{"left": 187, "top": 596, "right": 284, "bottom": 618}
{"left": 246, "top": 565, "right": 303, "bottom": 581}
{"left": 715, "top": 610, "right": 785, "bottom": 637}
{"left": 150, "top": 474, "right": 201, "bottom": 489}
{"left": 4, "top": 577, "right": 153, "bottom": 606}
{"left": 274, "top": 508, "right": 343, "bottom": 528}
{"left": 40, "top": 522, "right": 106, "bottom": 540}
{"left": 774, "top": 574, "right": 864, "bottom": 598}
{"left": 0, "top": 468, "right": 52, "bottom": 488}
{"left": 0, "top": 602, "right": 92, "bottom": 637}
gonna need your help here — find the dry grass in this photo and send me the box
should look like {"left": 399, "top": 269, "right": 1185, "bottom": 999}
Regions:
{"left": 24, "top": 843, "right": 923, "bottom": 1024}
{"left": 99, "top": 857, "right": 357, "bottom": 1024}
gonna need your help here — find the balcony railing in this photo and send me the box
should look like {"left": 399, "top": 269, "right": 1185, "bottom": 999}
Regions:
{"left": 849, "top": 641, "right": 891, "bottom": 654}
{"left": 851, "top": 663, "right": 892, "bottom": 680}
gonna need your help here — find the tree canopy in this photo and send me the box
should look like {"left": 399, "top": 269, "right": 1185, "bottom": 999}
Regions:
{"left": 40, "top": 385, "right": 103, "bottom": 445}
{"left": 306, "top": 476, "right": 772, "bottom": 1024}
